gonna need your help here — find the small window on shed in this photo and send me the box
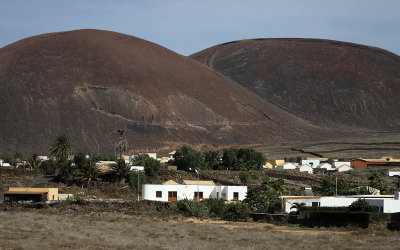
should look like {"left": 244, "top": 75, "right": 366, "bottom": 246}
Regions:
{"left": 233, "top": 192, "right": 239, "bottom": 200}
{"left": 156, "top": 191, "right": 162, "bottom": 198}
{"left": 312, "top": 202, "right": 320, "bottom": 207}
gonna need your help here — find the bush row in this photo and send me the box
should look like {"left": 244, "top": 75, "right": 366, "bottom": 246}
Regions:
{"left": 176, "top": 199, "right": 251, "bottom": 221}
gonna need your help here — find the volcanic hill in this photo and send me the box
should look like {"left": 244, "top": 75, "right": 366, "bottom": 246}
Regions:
{"left": 0, "top": 30, "right": 328, "bottom": 154}
{"left": 191, "top": 39, "right": 400, "bottom": 131}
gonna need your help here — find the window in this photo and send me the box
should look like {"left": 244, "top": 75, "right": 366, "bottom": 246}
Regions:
{"left": 312, "top": 202, "right": 320, "bottom": 207}
{"left": 156, "top": 191, "right": 162, "bottom": 198}
{"left": 233, "top": 192, "right": 239, "bottom": 201}
{"left": 168, "top": 191, "right": 177, "bottom": 201}
{"left": 52, "top": 195, "right": 55, "bottom": 200}
{"left": 194, "top": 192, "right": 203, "bottom": 201}
{"left": 216, "top": 192, "right": 219, "bottom": 199}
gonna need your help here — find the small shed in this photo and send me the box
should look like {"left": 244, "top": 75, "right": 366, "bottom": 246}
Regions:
{"left": 4, "top": 187, "right": 58, "bottom": 202}
{"left": 336, "top": 164, "right": 352, "bottom": 172}
{"left": 388, "top": 168, "right": 400, "bottom": 177}
{"left": 297, "top": 164, "right": 313, "bottom": 174}
{"left": 276, "top": 163, "right": 296, "bottom": 170}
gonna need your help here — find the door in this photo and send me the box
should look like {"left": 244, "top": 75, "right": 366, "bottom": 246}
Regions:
{"left": 168, "top": 191, "right": 177, "bottom": 201}
{"left": 233, "top": 192, "right": 239, "bottom": 201}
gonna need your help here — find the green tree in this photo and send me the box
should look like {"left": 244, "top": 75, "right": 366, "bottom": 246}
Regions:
{"left": 114, "top": 129, "right": 129, "bottom": 159}
{"left": 203, "top": 150, "right": 220, "bottom": 170}
{"left": 132, "top": 153, "right": 150, "bottom": 166}
{"left": 38, "top": 159, "right": 57, "bottom": 175}
{"left": 27, "top": 153, "right": 41, "bottom": 170}
{"left": 174, "top": 145, "right": 203, "bottom": 171}
{"left": 111, "top": 159, "right": 130, "bottom": 183}
{"left": 245, "top": 176, "right": 289, "bottom": 213}
{"left": 129, "top": 171, "right": 147, "bottom": 192}
{"left": 221, "top": 148, "right": 265, "bottom": 170}
{"left": 369, "top": 171, "right": 388, "bottom": 195}
{"left": 222, "top": 148, "right": 238, "bottom": 170}
{"left": 50, "top": 134, "right": 73, "bottom": 162}
{"left": 317, "top": 176, "right": 351, "bottom": 196}
{"left": 74, "top": 152, "right": 99, "bottom": 186}
{"left": 144, "top": 157, "right": 161, "bottom": 177}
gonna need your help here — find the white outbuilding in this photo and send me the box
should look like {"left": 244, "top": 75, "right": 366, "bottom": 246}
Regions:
{"left": 296, "top": 164, "right": 313, "bottom": 174}
{"left": 276, "top": 163, "right": 296, "bottom": 170}
{"left": 388, "top": 168, "right": 400, "bottom": 177}
{"left": 301, "top": 159, "right": 320, "bottom": 168}
{"left": 316, "top": 163, "right": 334, "bottom": 171}
{"left": 142, "top": 180, "right": 247, "bottom": 202}
{"left": 336, "top": 164, "right": 352, "bottom": 172}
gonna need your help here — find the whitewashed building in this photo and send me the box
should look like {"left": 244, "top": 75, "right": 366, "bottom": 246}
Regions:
{"left": 281, "top": 193, "right": 400, "bottom": 213}
{"left": 388, "top": 168, "right": 400, "bottom": 177}
{"left": 336, "top": 164, "right": 352, "bottom": 172}
{"left": 276, "top": 163, "right": 296, "bottom": 170}
{"left": 316, "top": 163, "right": 334, "bottom": 171}
{"left": 130, "top": 166, "right": 145, "bottom": 172}
{"left": 301, "top": 159, "right": 320, "bottom": 168}
{"left": 334, "top": 161, "right": 350, "bottom": 168}
{"left": 296, "top": 164, "right": 313, "bottom": 174}
{"left": 142, "top": 180, "right": 247, "bottom": 202}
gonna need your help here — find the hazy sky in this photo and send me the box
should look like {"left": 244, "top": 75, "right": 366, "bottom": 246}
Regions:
{"left": 1, "top": 0, "right": 399, "bottom": 55}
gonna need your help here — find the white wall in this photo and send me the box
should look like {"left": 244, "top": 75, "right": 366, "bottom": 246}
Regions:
{"left": 142, "top": 184, "right": 247, "bottom": 202}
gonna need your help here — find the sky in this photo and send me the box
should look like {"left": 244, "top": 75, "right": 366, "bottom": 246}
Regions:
{"left": 0, "top": 0, "right": 399, "bottom": 55}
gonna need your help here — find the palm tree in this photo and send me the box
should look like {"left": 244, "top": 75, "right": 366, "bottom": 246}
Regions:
{"left": 27, "top": 153, "right": 41, "bottom": 170}
{"left": 203, "top": 150, "right": 220, "bottom": 170}
{"left": 114, "top": 129, "right": 129, "bottom": 159}
{"left": 50, "top": 134, "right": 73, "bottom": 162}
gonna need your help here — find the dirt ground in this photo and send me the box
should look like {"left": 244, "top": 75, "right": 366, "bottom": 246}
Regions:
{"left": 0, "top": 210, "right": 399, "bottom": 250}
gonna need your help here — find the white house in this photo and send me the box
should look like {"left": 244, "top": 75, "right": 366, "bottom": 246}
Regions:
{"left": 388, "top": 168, "right": 400, "bottom": 177}
{"left": 316, "top": 163, "right": 334, "bottom": 171}
{"left": 336, "top": 164, "right": 352, "bottom": 172}
{"left": 276, "top": 163, "right": 296, "bottom": 170}
{"left": 301, "top": 159, "right": 320, "bottom": 168}
{"left": 142, "top": 180, "right": 247, "bottom": 202}
{"left": 281, "top": 193, "right": 400, "bottom": 213}
{"left": 296, "top": 164, "right": 313, "bottom": 174}
{"left": 334, "top": 161, "right": 350, "bottom": 168}
{"left": 130, "top": 166, "right": 145, "bottom": 172}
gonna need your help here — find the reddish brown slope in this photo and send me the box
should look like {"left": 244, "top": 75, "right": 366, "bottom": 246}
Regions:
{"left": 190, "top": 39, "right": 400, "bottom": 131}
{"left": 0, "top": 30, "right": 327, "bottom": 154}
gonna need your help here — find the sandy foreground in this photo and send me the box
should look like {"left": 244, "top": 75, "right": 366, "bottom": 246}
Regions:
{"left": 0, "top": 211, "right": 399, "bottom": 249}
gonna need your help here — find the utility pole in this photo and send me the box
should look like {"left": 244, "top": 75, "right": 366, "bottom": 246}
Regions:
{"left": 335, "top": 176, "right": 338, "bottom": 196}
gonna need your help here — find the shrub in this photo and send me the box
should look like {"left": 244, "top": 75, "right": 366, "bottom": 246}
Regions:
{"left": 177, "top": 199, "right": 208, "bottom": 218}
{"left": 222, "top": 202, "right": 251, "bottom": 221}
{"left": 129, "top": 171, "right": 147, "bottom": 192}
{"left": 204, "top": 198, "right": 226, "bottom": 218}
{"left": 144, "top": 158, "right": 161, "bottom": 177}
{"left": 349, "top": 199, "right": 378, "bottom": 213}
{"left": 239, "top": 172, "right": 249, "bottom": 184}
{"left": 251, "top": 172, "right": 259, "bottom": 180}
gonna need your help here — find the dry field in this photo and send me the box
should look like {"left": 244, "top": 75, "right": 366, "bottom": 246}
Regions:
{"left": 0, "top": 211, "right": 399, "bottom": 249}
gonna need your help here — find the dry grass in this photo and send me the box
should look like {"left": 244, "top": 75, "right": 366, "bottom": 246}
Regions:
{"left": 0, "top": 211, "right": 399, "bottom": 249}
